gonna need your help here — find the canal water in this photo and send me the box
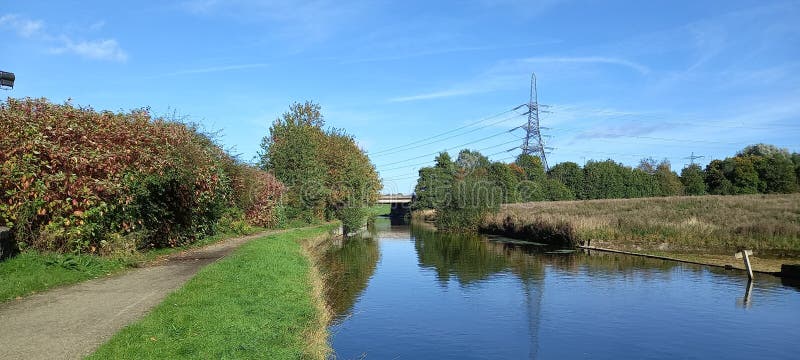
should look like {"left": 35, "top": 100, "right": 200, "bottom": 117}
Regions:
{"left": 320, "top": 218, "right": 800, "bottom": 359}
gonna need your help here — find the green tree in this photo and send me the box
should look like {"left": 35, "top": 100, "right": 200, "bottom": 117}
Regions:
{"left": 517, "top": 180, "right": 545, "bottom": 202}
{"left": 548, "top": 162, "right": 584, "bottom": 199}
{"left": 259, "top": 101, "right": 380, "bottom": 227}
{"left": 413, "top": 166, "right": 452, "bottom": 210}
{"left": 654, "top": 160, "right": 683, "bottom": 196}
{"left": 435, "top": 179, "right": 501, "bottom": 232}
{"left": 680, "top": 164, "right": 706, "bottom": 195}
{"left": 705, "top": 159, "right": 734, "bottom": 195}
{"left": 515, "top": 154, "right": 546, "bottom": 182}
{"left": 730, "top": 156, "right": 760, "bottom": 194}
{"left": 624, "top": 167, "right": 659, "bottom": 198}
{"left": 543, "top": 178, "right": 575, "bottom": 201}
{"left": 456, "top": 149, "right": 490, "bottom": 176}
{"left": 583, "top": 160, "right": 626, "bottom": 199}
{"left": 488, "top": 162, "right": 520, "bottom": 203}
{"left": 258, "top": 102, "right": 328, "bottom": 221}
{"left": 751, "top": 152, "right": 797, "bottom": 193}
{"left": 793, "top": 153, "right": 800, "bottom": 188}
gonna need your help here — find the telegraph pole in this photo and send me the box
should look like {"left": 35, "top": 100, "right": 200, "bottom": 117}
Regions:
{"left": 522, "top": 72, "right": 549, "bottom": 171}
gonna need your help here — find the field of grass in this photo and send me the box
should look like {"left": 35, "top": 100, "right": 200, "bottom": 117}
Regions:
{"left": 0, "top": 226, "right": 266, "bottom": 303}
{"left": 485, "top": 194, "right": 800, "bottom": 256}
{"left": 89, "top": 224, "right": 335, "bottom": 360}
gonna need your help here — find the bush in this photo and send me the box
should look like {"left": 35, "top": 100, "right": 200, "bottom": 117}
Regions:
{"left": 0, "top": 98, "right": 284, "bottom": 253}
{"left": 435, "top": 179, "right": 502, "bottom": 232}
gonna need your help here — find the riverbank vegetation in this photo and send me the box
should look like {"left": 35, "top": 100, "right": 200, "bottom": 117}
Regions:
{"left": 412, "top": 144, "right": 800, "bottom": 233}
{"left": 485, "top": 194, "right": 800, "bottom": 255}
{"left": 90, "top": 225, "right": 335, "bottom": 359}
{"left": 258, "top": 101, "right": 381, "bottom": 234}
{"left": 1, "top": 98, "right": 284, "bottom": 256}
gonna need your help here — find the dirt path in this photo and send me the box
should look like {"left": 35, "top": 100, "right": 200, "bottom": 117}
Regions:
{"left": 0, "top": 230, "right": 283, "bottom": 360}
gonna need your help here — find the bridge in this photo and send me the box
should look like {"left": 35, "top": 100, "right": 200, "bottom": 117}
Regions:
{"left": 377, "top": 195, "right": 413, "bottom": 220}
{"left": 377, "top": 195, "right": 413, "bottom": 204}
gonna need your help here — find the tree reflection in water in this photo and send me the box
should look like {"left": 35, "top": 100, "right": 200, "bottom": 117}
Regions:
{"left": 319, "top": 234, "right": 380, "bottom": 323}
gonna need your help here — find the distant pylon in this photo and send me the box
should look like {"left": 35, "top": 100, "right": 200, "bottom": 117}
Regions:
{"left": 684, "top": 152, "right": 704, "bottom": 166}
{"left": 522, "top": 72, "right": 549, "bottom": 171}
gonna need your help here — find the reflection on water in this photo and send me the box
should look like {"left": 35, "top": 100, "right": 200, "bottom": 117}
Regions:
{"left": 325, "top": 218, "right": 800, "bottom": 359}
{"left": 319, "top": 234, "right": 380, "bottom": 322}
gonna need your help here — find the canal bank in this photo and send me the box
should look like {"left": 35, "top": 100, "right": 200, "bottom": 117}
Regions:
{"left": 88, "top": 225, "right": 337, "bottom": 360}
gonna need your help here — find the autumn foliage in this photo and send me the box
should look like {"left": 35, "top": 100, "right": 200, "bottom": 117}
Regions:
{"left": 0, "top": 98, "right": 284, "bottom": 253}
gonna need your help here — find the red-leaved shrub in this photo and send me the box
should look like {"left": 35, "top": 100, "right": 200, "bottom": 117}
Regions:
{"left": 0, "top": 97, "right": 284, "bottom": 253}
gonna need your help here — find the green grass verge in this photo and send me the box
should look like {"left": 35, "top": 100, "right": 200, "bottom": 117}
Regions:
{"left": 0, "top": 227, "right": 267, "bottom": 303}
{"left": 89, "top": 224, "right": 335, "bottom": 360}
{"left": 0, "top": 251, "right": 132, "bottom": 302}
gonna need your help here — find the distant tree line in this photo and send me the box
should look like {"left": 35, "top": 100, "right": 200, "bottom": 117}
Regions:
{"left": 413, "top": 143, "right": 800, "bottom": 231}
{"left": 258, "top": 101, "right": 382, "bottom": 233}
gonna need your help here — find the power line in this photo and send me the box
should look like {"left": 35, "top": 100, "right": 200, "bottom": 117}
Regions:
{"left": 375, "top": 128, "right": 521, "bottom": 167}
{"left": 367, "top": 106, "right": 525, "bottom": 156}
{"left": 684, "top": 152, "right": 704, "bottom": 165}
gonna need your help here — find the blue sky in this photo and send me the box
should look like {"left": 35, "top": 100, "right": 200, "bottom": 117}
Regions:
{"left": 2, "top": 0, "right": 799, "bottom": 193}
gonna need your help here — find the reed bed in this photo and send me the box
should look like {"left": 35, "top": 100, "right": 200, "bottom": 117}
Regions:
{"left": 484, "top": 194, "right": 800, "bottom": 256}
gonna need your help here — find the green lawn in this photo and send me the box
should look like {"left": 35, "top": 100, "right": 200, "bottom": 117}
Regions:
{"left": 89, "top": 225, "right": 334, "bottom": 359}
{"left": 0, "top": 227, "right": 266, "bottom": 303}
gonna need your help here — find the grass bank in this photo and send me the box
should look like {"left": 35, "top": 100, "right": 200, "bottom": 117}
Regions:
{"left": 368, "top": 204, "right": 391, "bottom": 217}
{"left": 0, "top": 226, "right": 266, "bottom": 303}
{"left": 484, "top": 194, "right": 800, "bottom": 256}
{"left": 89, "top": 224, "right": 335, "bottom": 360}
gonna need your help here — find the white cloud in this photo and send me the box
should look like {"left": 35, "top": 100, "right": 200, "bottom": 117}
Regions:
{"left": 389, "top": 88, "right": 486, "bottom": 103}
{"left": 51, "top": 38, "right": 128, "bottom": 62}
{"left": 0, "top": 13, "right": 127, "bottom": 62}
{"left": 0, "top": 14, "right": 44, "bottom": 37}
{"left": 388, "top": 55, "right": 649, "bottom": 103}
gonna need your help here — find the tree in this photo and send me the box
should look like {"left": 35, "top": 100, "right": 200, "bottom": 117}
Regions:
{"left": 751, "top": 152, "right": 797, "bottom": 193}
{"left": 413, "top": 166, "right": 452, "bottom": 210}
{"left": 624, "top": 167, "right": 659, "bottom": 198}
{"left": 487, "top": 162, "right": 519, "bottom": 203}
{"left": 258, "top": 102, "right": 328, "bottom": 221}
{"left": 730, "top": 156, "right": 760, "bottom": 194}
{"left": 320, "top": 128, "right": 381, "bottom": 223}
{"left": 515, "top": 154, "right": 546, "bottom": 182}
{"left": 583, "top": 160, "right": 627, "bottom": 199}
{"left": 654, "top": 160, "right": 683, "bottom": 196}
{"left": 548, "top": 162, "right": 584, "bottom": 199}
{"left": 705, "top": 159, "right": 734, "bottom": 195}
{"left": 543, "top": 178, "right": 575, "bottom": 201}
{"left": 680, "top": 164, "right": 706, "bottom": 195}
{"left": 434, "top": 151, "right": 455, "bottom": 171}
{"left": 456, "top": 149, "right": 490, "bottom": 176}
{"left": 259, "top": 101, "right": 380, "bottom": 227}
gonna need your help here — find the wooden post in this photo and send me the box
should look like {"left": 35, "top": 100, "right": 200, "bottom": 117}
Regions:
{"left": 735, "top": 250, "right": 754, "bottom": 279}
{"left": 737, "top": 279, "right": 754, "bottom": 308}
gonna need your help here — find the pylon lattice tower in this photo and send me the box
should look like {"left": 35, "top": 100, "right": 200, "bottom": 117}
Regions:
{"left": 522, "top": 72, "right": 549, "bottom": 171}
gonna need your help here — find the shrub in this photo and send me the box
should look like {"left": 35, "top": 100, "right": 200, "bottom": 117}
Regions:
{"left": 0, "top": 98, "right": 284, "bottom": 253}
